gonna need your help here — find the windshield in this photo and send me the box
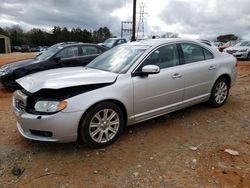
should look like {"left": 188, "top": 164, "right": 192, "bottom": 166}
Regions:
{"left": 35, "top": 45, "right": 62, "bottom": 61}
{"left": 86, "top": 45, "right": 149, "bottom": 73}
{"left": 103, "top": 39, "right": 116, "bottom": 48}
{"left": 238, "top": 41, "right": 250, "bottom": 47}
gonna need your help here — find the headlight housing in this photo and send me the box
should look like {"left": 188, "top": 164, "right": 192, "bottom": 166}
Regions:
{"left": 34, "top": 100, "right": 67, "bottom": 113}
{"left": 239, "top": 49, "right": 247, "bottom": 52}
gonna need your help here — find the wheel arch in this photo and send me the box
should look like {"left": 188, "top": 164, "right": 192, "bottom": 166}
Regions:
{"left": 216, "top": 74, "right": 231, "bottom": 88}
{"left": 77, "top": 99, "right": 128, "bottom": 141}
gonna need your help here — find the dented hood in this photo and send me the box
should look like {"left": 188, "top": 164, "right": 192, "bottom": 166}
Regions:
{"left": 16, "top": 67, "right": 118, "bottom": 93}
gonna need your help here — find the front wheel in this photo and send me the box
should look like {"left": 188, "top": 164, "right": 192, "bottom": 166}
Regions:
{"left": 208, "top": 78, "right": 229, "bottom": 107}
{"left": 79, "top": 102, "right": 124, "bottom": 148}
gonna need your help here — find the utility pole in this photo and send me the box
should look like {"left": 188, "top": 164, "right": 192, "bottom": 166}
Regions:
{"left": 131, "top": 0, "right": 136, "bottom": 41}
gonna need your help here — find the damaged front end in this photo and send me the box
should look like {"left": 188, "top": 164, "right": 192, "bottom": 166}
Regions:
{"left": 14, "top": 83, "right": 113, "bottom": 115}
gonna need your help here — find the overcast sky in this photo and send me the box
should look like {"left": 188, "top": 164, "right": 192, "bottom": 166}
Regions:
{"left": 0, "top": 0, "right": 249, "bottom": 39}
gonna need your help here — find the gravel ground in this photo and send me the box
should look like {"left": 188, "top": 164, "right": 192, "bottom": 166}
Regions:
{"left": 0, "top": 53, "right": 250, "bottom": 188}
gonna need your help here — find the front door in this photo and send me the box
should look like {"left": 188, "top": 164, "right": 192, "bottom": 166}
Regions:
{"left": 132, "top": 44, "right": 184, "bottom": 121}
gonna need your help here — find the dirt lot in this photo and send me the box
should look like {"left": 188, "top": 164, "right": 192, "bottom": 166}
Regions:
{"left": 0, "top": 53, "right": 250, "bottom": 188}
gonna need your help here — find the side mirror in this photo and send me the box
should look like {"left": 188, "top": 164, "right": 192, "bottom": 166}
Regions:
{"left": 54, "top": 57, "right": 61, "bottom": 63}
{"left": 141, "top": 65, "right": 160, "bottom": 75}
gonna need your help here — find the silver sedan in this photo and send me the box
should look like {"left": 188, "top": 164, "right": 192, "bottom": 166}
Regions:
{"left": 13, "top": 39, "right": 237, "bottom": 148}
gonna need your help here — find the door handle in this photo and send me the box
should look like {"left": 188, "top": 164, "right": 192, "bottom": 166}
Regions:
{"left": 208, "top": 66, "right": 216, "bottom": 70}
{"left": 172, "top": 73, "right": 182, "bottom": 79}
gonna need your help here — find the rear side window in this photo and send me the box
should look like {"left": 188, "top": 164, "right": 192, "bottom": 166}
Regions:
{"left": 180, "top": 43, "right": 204, "bottom": 63}
{"left": 203, "top": 48, "right": 214, "bottom": 60}
{"left": 143, "top": 44, "right": 179, "bottom": 69}
{"left": 81, "top": 46, "right": 99, "bottom": 55}
{"left": 180, "top": 43, "right": 214, "bottom": 63}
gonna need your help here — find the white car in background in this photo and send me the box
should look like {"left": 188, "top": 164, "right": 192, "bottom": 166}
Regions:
{"left": 198, "top": 39, "right": 219, "bottom": 51}
{"left": 224, "top": 40, "right": 250, "bottom": 60}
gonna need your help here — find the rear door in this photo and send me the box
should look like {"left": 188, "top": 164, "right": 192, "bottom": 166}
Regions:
{"left": 132, "top": 44, "right": 185, "bottom": 121}
{"left": 178, "top": 42, "right": 216, "bottom": 103}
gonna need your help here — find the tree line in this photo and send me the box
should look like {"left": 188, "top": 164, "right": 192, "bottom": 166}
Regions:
{"left": 0, "top": 25, "right": 113, "bottom": 47}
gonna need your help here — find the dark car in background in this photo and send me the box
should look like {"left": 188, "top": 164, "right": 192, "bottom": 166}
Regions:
{"left": 100, "top": 38, "right": 127, "bottom": 48}
{"left": 20, "top": 45, "right": 31, "bottom": 52}
{"left": 0, "top": 42, "right": 108, "bottom": 89}
{"left": 31, "top": 46, "right": 48, "bottom": 52}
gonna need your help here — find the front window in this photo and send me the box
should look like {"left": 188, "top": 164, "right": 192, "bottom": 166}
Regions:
{"left": 142, "top": 44, "right": 179, "bottom": 69}
{"left": 56, "top": 46, "right": 79, "bottom": 59}
{"left": 238, "top": 41, "right": 250, "bottom": 47}
{"left": 86, "top": 45, "right": 149, "bottom": 73}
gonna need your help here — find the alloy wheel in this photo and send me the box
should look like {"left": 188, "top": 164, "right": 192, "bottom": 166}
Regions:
{"left": 214, "top": 81, "right": 228, "bottom": 104}
{"left": 89, "top": 109, "right": 120, "bottom": 144}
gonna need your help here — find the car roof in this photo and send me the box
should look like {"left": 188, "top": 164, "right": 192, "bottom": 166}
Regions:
{"left": 124, "top": 38, "right": 203, "bottom": 47}
{"left": 107, "top": 38, "right": 126, "bottom": 40}
{"left": 51, "top": 42, "right": 108, "bottom": 49}
{"left": 58, "top": 42, "right": 97, "bottom": 47}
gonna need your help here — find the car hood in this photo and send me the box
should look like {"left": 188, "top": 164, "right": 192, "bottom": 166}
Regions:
{"left": 1, "top": 59, "right": 41, "bottom": 70}
{"left": 16, "top": 67, "right": 118, "bottom": 93}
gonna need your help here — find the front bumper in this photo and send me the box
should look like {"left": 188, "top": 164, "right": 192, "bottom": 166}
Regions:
{"left": 13, "top": 92, "right": 84, "bottom": 143}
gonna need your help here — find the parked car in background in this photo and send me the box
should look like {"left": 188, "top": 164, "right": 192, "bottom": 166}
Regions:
{"left": 99, "top": 38, "right": 127, "bottom": 48}
{"left": 20, "top": 45, "right": 31, "bottom": 53}
{"left": 11, "top": 46, "right": 22, "bottom": 52}
{"left": 31, "top": 46, "right": 47, "bottom": 52}
{"left": 224, "top": 40, "right": 250, "bottom": 60}
{"left": 0, "top": 42, "right": 108, "bottom": 89}
{"left": 13, "top": 39, "right": 237, "bottom": 148}
{"left": 213, "top": 41, "right": 224, "bottom": 47}
{"left": 198, "top": 39, "right": 219, "bottom": 51}
{"left": 218, "top": 41, "right": 238, "bottom": 52}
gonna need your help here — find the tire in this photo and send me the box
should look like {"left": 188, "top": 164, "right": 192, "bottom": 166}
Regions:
{"left": 247, "top": 52, "right": 250, "bottom": 61}
{"left": 79, "top": 102, "right": 124, "bottom": 148}
{"left": 208, "top": 77, "right": 229, "bottom": 107}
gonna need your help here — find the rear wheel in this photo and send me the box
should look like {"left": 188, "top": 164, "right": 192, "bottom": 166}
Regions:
{"left": 79, "top": 102, "right": 124, "bottom": 148}
{"left": 247, "top": 52, "right": 250, "bottom": 60}
{"left": 208, "top": 78, "right": 229, "bottom": 107}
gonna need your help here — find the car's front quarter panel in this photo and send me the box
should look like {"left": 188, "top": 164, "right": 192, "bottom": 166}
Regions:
{"left": 63, "top": 74, "right": 134, "bottom": 124}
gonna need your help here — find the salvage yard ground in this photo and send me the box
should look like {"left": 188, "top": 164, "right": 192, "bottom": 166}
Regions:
{"left": 0, "top": 53, "right": 250, "bottom": 187}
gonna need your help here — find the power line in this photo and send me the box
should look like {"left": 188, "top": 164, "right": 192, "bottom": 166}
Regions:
{"left": 136, "top": 2, "right": 147, "bottom": 38}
